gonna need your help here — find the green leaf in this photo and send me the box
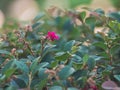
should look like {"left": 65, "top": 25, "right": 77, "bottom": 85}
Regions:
{"left": 16, "top": 49, "right": 23, "bottom": 54}
{"left": 0, "top": 88, "right": 3, "bottom": 90}
{"left": 42, "top": 45, "right": 56, "bottom": 58}
{"left": 13, "top": 78, "right": 27, "bottom": 88}
{"left": 80, "top": 11, "right": 86, "bottom": 20}
{"left": 50, "top": 61, "right": 58, "bottom": 68}
{"left": 108, "top": 12, "right": 120, "bottom": 22}
{"left": 94, "top": 8, "right": 105, "bottom": 15}
{"left": 102, "top": 70, "right": 111, "bottom": 76}
{"left": 90, "top": 55, "right": 103, "bottom": 61}
{"left": 68, "top": 87, "right": 78, "bottom": 90}
{"left": 71, "top": 46, "right": 79, "bottom": 54}
{"left": 77, "top": 46, "right": 89, "bottom": 56}
{"left": 0, "top": 75, "right": 6, "bottom": 82}
{"left": 64, "top": 40, "right": 75, "bottom": 51}
{"left": 16, "top": 74, "right": 29, "bottom": 85}
{"left": 108, "top": 20, "right": 120, "bottom": 33}
{"left": 87, "top": 58, "right": 96, "bottom": 71}
{"left": 2, "top": 60, "right": 15, "bottom": 73}
{"left": 78, "top": 11, "right": 86, "bottom": 22}
{"left": 55, "top": 52, "right": 70, "bottom": 61}
{"left": 85, "top": 17, "right": 96, "bottom": 30}
{"left": 15, "top": 60, "right": 29, "bottom": 73}
{"left": 4, "top": 68, "right": 16, "bottom": 78}
{"left": 114, "top": 75, "right": 120, "bottom": 81}
{"left": 71, "top": 55, "right": 82, "bottom": 63}
{"left": 58, "top": 66, "right": 75, "bottom": 80}
{"left": 72, "top": 70, "right": 88, "bottom": 80}
{"left": 73, "top": 62, "right": 83, "bottom": 70}
{"left": 49, "top": 86, "right": 62, "bottom": 90}
{"left": 99, "top": 52, "right": 109, "bottom": 59}
{"left": 5, "top": 86, "right": 17, "bottom": 90}
{"left": 110, "top": 44, "right": 120, "bottom": 54}
{"left": 93, "top": 42, "right": 107, "bottom": 50}
{"left": 39, "top": 62, "right": 49, "bottom": 68}
{"left": 85, "top": 17, "right": 96, "bottom": 25}
{"left": 30, "top": 57, "right": 40, "bottom": 74}
{"left": 36, "top": 78, "right": 48, "bottom": 90}
{"left": 83, "top": 54, "right": 89, "bottom": 64}
{"left": 63, "top": 18, "right": 74, "bottom": 32}
{"left": 77, "top": 76, "right": 87, "bottom": 88}
{"left": 33, "top": 13, "right": 45, "bottom": 22}
{"left": 32, "top": 21, "right": 44, "bottom": 30}
{"left": 0, "top": 50, "right": 10, "bottom": 55}
{"left": 38, "top": 68, "right": 48, "bottom": 80}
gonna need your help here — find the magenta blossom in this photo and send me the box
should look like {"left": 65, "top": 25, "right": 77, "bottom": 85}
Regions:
{"left": 46, "top": 31, "right": 59, "bottom": 41}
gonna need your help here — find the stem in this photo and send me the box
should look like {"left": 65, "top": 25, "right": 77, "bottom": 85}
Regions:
{"left": 23, "top": 39, "right": 35, "bottom": 56}
{"left": 27, "top": 43, "right": 35, "bottom": 56}
{"left": 37, "top": 40, "right": 44, "bottom": 63}
{"left": 28, "top": 72, "right": 32, "bottom": 90}
{"left": 109, "top": 54, "right": 113, "bottom": 65}
{"left": 106, "top": 40, "right": 113, "bottom": 65}
{"left": 39, "top": 39, "right": 47, "bottom": 63}
{"left": 40, "top": 39, "right": 44, "bottom": 57}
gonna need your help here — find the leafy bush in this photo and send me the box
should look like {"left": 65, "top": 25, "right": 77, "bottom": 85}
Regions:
{"left": 0, "top": 7, "right": 120, "bottom": 90}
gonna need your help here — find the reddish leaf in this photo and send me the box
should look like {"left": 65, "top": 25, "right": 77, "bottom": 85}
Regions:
{"left": 102, "top": 80, "right": 118, "bottom": 90}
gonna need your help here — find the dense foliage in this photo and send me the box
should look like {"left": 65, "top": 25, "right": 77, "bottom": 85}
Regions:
{"left": 0, "top": 6, "right": 120, "bottom": 90}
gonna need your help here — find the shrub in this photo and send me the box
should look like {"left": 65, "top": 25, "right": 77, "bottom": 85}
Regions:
{"left": 0, "top": 7, "right": 120, "bottom": 90}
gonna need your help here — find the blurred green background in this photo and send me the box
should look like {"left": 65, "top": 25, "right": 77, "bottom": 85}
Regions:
{"left": 0, "top": 0, "right": 119, "bottom": 29}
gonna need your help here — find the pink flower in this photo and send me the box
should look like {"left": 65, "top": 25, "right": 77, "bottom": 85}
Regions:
{"left": 46, "top": 31, "right": 59, "bottom": 41}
